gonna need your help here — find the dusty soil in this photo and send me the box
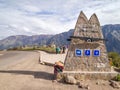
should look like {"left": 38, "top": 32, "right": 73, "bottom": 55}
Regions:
{"left": 0, "top": 51, "right": 118, "bottom": 90}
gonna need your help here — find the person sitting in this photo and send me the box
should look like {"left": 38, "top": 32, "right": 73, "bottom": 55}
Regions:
{"left": 53, "top": 61, "right": 64, "bottom": 80}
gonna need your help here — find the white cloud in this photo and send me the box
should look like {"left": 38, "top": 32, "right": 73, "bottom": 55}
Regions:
{"left": 0, "top": 0, "right": 120, "bottom": 39}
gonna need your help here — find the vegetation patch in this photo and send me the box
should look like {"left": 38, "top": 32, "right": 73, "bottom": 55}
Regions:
{"left": 108, "top": 52, "right": 120, "bottom": 68}
{"left": 7, "top": 46, "right": 56, "bottom": 54}
{"left": 115, "top": 74, "right": 120, "bottom": 81}
{"left": 38, "top": 46, "right": 56, "bottom": 53}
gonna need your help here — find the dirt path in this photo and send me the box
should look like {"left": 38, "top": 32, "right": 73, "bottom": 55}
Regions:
{"left": 0, "top": 51, "right": 39, "bottom": 68}
{"left": 0, "top": 51, "right": 118, "bottom": 90}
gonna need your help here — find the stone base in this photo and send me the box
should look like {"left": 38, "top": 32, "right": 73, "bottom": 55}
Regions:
{"left": 57, "top": 71, "right": 119, "bottom": 81}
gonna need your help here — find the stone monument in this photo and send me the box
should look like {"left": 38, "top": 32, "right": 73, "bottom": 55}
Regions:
{"left": 57, "top": 11, "right": 118, "bottom": 80}
{"left": 64, "top": 11, "right": 110, "bottom": 71}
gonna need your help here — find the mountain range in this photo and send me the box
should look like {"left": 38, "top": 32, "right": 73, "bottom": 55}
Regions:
{"left": 102, "top": 24, "right": 120, "bottom": 53}
{"left": 0, "top": 24, "right": 120, "bottom": 54}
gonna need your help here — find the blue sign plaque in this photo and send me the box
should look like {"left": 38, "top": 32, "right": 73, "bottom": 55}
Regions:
{"left": 84, "top": 49, "right": 91, "bottom": 56}
{"left": 94, "top": 50, "right": 100, "bottom": 56}
{"left": 75, "top": 49, "right": 82, "bottom": 56}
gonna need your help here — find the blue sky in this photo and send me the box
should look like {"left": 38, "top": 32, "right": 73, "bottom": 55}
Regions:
{"left": 0, "top": 0, "right": 120, "bottom": 39}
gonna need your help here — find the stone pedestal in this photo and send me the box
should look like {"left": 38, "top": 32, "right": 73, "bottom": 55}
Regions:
{"left": 57, "top": 71, "right": 118, "bottom": 81}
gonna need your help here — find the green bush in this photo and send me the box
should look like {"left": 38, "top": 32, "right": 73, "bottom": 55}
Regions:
{"left": 113, "top": 57, "right": 120, "bottom": 68}
{"left": 108, "top": 52, "right": 120, "bottom": 68}
{"left": 115, "top": 74, "right": 120, "bottom": 81}
{"left": 108, "top": 52, "right": 119, "bottom": 60}
{"left": 38, "top": 47, "right": 56, "bottom": 53}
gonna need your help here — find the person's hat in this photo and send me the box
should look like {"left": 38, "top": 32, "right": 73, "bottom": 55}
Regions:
{"left": 55, "top": 61, "right": 64, "bottom": 66}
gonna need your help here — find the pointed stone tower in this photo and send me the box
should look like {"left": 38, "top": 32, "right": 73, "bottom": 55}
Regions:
{"left": 57, "top": 11, "right": 118, "bottom": 80}
{"left": 64, "top": 11, "right": 110, "bottom": 71}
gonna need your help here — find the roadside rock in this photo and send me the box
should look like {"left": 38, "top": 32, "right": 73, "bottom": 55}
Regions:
{"left": 78, "top": 82, "right": 90, "bottom": 89}
{"left": 96, "top": 80, "right": 107, "bottom": 86}
{"left": 65, "top": 75, "right": 77, "bottom": 84}
{"left": 110, "top": 80, "right": 120, "bottom": 89}
{"left": 52, "top": 80, "right": 57, "bottom": 83}
{"left": 40, "top": 62, "right": 45, "bottom": 65}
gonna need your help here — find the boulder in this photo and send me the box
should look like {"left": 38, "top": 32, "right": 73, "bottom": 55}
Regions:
{"left": 96, "top": 80, "right": 107, "bottom": 86}
{"left": 65, "top": 75, "right": 77, "bottom": 84}
{"left": 52, "top": 80, "right": 57, "bottom": 83}
{"left": 110, "top": 80, "right": 120, "bottom": 89}
{"left": 78, "top": 82, "right": 90, "bottom": 89}
{"left": 40, "top": 62, "right": 45, "bottom": 65}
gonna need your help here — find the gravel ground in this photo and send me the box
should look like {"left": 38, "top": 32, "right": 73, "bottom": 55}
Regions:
{"left": 0, "top": 51, "right": 118, "bottom": 90}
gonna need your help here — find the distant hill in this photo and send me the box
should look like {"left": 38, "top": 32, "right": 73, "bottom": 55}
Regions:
{"left": 0, "top": 35, "right": 53, "bottom": 49}
{"left": 102, "top": 24, "right": 120, "bottom": 53}
{"left": 46, "top": 29, "right": 74, "bottom": 46}
{"left": 0, "top": 24, "right": 120, "bottom": 53}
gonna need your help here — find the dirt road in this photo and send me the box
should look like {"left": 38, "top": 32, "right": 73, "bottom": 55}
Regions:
{"left": 0, "top": 51, "right": 79, "bottom": 90}
{"left": 0, "top": 51, "right": 118, "bottom": 90}
{"left": 0, "top": 51, "right": 39, "bottom": 68}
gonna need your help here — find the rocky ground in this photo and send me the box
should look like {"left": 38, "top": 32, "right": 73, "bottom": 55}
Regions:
{"left": 0, "top": 51, "right": 119, "bottom": 90}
